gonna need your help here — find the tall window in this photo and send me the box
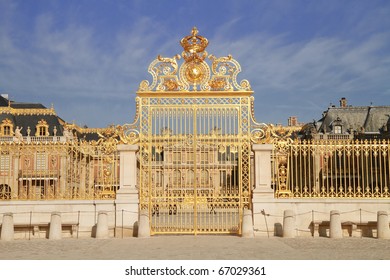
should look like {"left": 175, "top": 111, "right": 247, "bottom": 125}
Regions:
{"left": 200, "top": 152, "right": 208, "bottom": 164}
{"left": 0, "top": 153, "right": 10, "bottom": 171}
{"left": 173, "top": 152, "right": 181, "bottom": 164}
{"left": 36, "top": 152, "right": 46, "bottom": 170}
{"left": 186, "top": 170, "right": 195, "bottom": 185}
{"left": 201, "top": 170, "right": 209, "bottom": 186}
{"left": 173, "top": 170, "right": 181, "bottom": 186}
{"left": 186, "top": 152, "right": 194, "bottom": 164}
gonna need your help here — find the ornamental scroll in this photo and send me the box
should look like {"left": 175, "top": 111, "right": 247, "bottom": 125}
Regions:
{"left": 138, "top": 27, "right": 251, "bottom": 92}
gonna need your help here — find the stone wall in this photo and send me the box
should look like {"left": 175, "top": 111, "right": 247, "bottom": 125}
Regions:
{"left": 252, "top": 198, "right": 390, "bottom": 238}
{"left": 0, "top": 200, "right": 138, "bottom": 239}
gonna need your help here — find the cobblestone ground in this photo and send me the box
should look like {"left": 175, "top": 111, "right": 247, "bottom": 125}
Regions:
{"left": 0, "top": 236, "right": 390, "bottom": 259}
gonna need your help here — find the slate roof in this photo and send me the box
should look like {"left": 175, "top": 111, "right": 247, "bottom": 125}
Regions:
{"left": 1, "top": 95, "right": 107, "bottom": 142}
{"left": 318, "top": 106, "right": 390, "bottom": 134}
{"left": 0, "top": 95, "right": 8, "bottom": 106}
{"left": 0, "top": 96, "right": 64, "bottom": 136}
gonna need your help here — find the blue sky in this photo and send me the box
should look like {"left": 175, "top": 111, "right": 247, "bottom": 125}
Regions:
{"left": 0, "top": 0, "right": 389, "bottom": 127}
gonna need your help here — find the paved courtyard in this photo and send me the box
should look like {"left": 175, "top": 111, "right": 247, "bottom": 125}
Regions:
{"left": 0, "top": 236, "right": 390, "bottom": 260}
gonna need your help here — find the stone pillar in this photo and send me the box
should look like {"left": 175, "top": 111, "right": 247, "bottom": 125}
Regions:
{"left": 49, "top": 212, "right": 62, "bottom": 240}
{"left": 252, "top": 144, "right": 274, "bottom": 236}
{"left": 252, "top": 144, "right": 274, "bottom": 197}
{"left": 1, "top": 213, "right": 14, "bottom": 241}
{"left": 137, "top": 209, "right": 150, "bottom": 238}
{"left": 283, "top": 210, "right": 295, "bottom": 238}
{"left": 377, "top": 211, "right": 390, "bottom": 239}
{"left": 115, "top": 144, "right": 139, "bottom": 237}
{"left": 96, "top": 211, "right": 109, "bottom": 239}
{"left": 329, "top": 210, "right": 342, "bottom": 238}
{"left": 241, "top": 208, "right": 254, "bottom": 238}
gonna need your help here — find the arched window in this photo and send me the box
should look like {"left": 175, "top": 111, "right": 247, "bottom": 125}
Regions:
{"left": 201, "top": 170, "right": 209, "bottom": 186}
{"left": 0, "top": 184, "right": 11, "bottom": 200}
{"left": 173, "top": 170, "right": 181, "bottom": 186}
{"left": 186, "top": 170, "right": 195, "bottom": 186}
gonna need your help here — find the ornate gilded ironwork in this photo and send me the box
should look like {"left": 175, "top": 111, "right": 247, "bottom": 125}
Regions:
{"left": 0, "top": 131, "right": 120, "bottom": 200}
{"left": 132, "top": 28, "right": 253, "bottom": 235}
{"left": 271, "top": 139, "right": 390, "bottom": 198}
{"left": 139, "top": 27, "right": 251, "bottom": 93}
{"left": 248, "top": 97, "right": 390, "bottom": 199}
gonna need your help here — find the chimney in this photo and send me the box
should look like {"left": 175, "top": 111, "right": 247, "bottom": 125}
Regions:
{"left": 340, "top": 97, "right": 347, "bottom": 108}
{"left": 288, "top": 116, "right": 298, "bottom": 126}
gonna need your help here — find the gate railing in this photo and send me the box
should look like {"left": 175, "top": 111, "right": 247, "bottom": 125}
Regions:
{"left": 0, "top": 138, "right": 120, "bottom": 200}
{"left": 272, "top": 139, "right": 390, "bottom": 198}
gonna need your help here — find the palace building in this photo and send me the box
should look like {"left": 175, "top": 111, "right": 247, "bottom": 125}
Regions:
{"left": 300, "top": 97, "right": 390, "bottom": 140}
{"left": 1, "top": 28, "right": 390, "bottom": 239}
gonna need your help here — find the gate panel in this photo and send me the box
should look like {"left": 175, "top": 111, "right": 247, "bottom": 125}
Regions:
{"left": 135, "top": 28, "right": 254, "bottom": 235}
{"left": 139, "top": 98, "right": 249, "bottom": 235}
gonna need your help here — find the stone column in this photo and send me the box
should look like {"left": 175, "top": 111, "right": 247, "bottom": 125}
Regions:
{"left": 283, "top": 210, "right": 295, "bottom": 238}
{"left": 241, "top": 208, "right": 254, "bottom": 238}
{"left": 1, "top": 213, "right": 14, "bottom": 241}
{"left": 49, "top": 212, "right": 62, "bottom": 240}
{"left": 377, "top": 211, "right": 390, "bottom": 239}
{"left": 95, "top": 211, "right": 109, "bottom": 239}
{"left": 137, "top": 209, "right": 150, "bottom": 238}
{"left": 115, "top": 144, "right": 139, "bottom": 237}
{"left": 330, "top": 210, "right": 342, "bottom": 238}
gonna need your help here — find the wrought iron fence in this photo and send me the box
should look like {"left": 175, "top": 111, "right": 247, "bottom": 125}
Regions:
{"left": 0, "top": 138, "right": 119, "bottom": 200}
{"left": 273, "top": 139, "right": 390, "bottom": 198}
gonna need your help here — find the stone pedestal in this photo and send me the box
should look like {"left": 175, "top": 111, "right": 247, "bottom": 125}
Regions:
{"left": 283, "top": 210, "right": 295, "bottom": 238}
{"left": 252, "top": 144, "right": 274, "bottom": 235}
{"left": 241, "top": 209, "right": 254, "bottom": 238}
{"left": 115, "top": 144, "right": 139, "bottom": 237}
{"left": 330, "top": 210, "right": 342, "bottom": 238}
{"left": 96, "top": 211, "right": 109, "bottom": 239}
{"left": 1, "top": 213, "right": 14, "bottom": 241}
{"left": 49, "top": 212, "right": 62, "bottom": 240}
{"left": 137, "top": 209, "right": 150, "bottom": 238}
{"left": 377, "top": 211, "right": 390, "bottom": 239}
{"left": 252, "top": 144, "right": 274, "bottom": 197}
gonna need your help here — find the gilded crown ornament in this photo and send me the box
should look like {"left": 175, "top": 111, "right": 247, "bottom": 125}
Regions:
{"left": 138, "top": 27, "right": 251, "bottom": 92}
{"left": 180, "top": 27, "right": 209, "bottom": 62}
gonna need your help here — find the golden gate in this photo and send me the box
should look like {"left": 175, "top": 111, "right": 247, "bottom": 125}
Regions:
{"left": 132, "top": 28, "right": 253, "bottom": 235}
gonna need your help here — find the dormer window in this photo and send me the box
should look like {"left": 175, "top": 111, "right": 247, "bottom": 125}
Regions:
{"left": 3, "top": 125, "right": 11, "bottom": 136}
{"left": 35, "top": 119, "right": 49, "bottom": 136}
{"left": 334, "top": 125, "right": 342, "bottom": 134}
{"left": 331, "top": 117, "right": 343, "bottom": 134}
{"left": 0, "top": 119, "right": 14, "bottom": 136}
{"left": 38, "top": 126, "right": 46, "bottom": 136}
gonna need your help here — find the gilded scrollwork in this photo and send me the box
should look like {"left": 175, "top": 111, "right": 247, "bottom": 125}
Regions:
{"left": 137, "top": 28, "right": 252, "bottom": 93}
{"left": 139, "top": 54, "right": 182, "bottom": 92}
